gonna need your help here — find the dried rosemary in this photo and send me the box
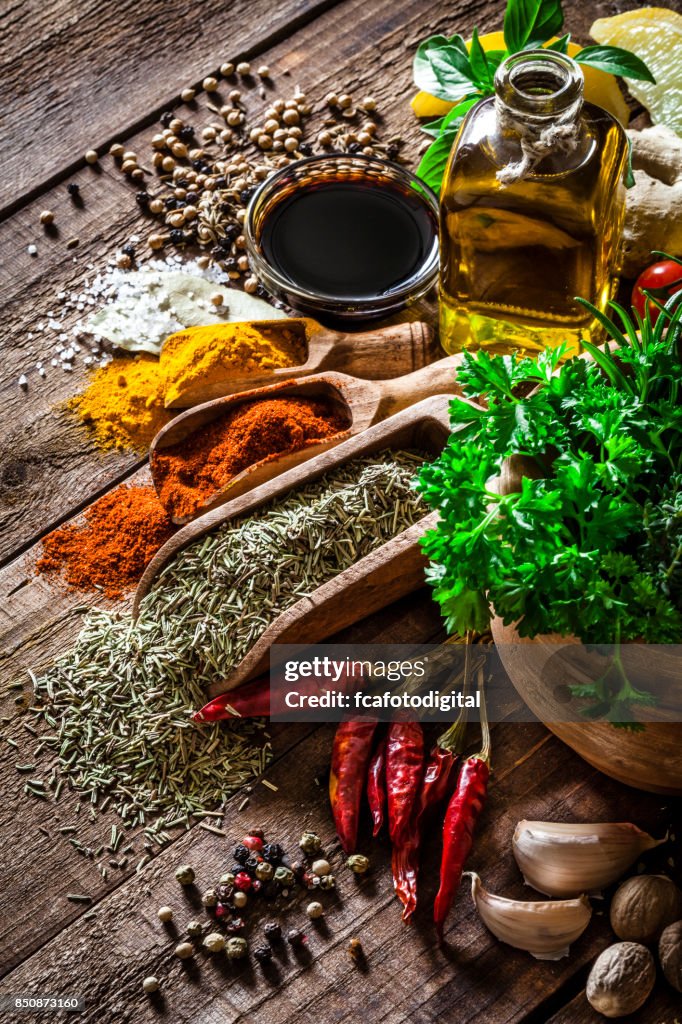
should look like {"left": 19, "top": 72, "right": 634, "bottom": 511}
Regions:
{"left": 31, "top": 451, "right": 426, "bottom": 831}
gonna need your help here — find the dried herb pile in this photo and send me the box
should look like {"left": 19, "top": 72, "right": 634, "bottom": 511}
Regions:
{"left": 31, "top": 451, "right": 427, "bottom": 832}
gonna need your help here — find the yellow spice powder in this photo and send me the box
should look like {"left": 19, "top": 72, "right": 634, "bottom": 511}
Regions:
{"left": 68, "top": 355, "right": 171, "bottom": 452}
{"left": 160, "top": 322, "right": 308, "bottom": 406}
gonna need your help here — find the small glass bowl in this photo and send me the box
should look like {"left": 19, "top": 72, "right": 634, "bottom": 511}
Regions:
{"left": 244, "top": 154, "right": 439, "bottom": 324}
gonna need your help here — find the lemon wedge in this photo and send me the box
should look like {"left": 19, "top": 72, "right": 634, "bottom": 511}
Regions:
{"left": 591, "top": 7, "right": 682, "bottom": 133}
{"left": 411, "top": 31, "right": 630, "bottom": 125}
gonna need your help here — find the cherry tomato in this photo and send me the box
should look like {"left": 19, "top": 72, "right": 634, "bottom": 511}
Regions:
{"left": 632, "top": 259, "right": 682, "bottom": 325}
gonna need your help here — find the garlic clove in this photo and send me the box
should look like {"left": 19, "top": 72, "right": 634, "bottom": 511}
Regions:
{"left": 467, "top": 871, "right": 592, "bottom": 961}
{"left": 513, "top": 821, "right": 666, "bottom": 899}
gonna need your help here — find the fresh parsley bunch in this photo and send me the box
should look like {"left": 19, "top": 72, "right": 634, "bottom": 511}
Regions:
{"left": 415, "top": 0, "right": 655, "bottom": 191}
{"left": 418, "top": 266, "right": 682, "bottom": 665}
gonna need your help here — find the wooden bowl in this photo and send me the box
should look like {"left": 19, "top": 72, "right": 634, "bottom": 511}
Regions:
{"left": 491, "top": 618, "right": 682, "bottom": 795}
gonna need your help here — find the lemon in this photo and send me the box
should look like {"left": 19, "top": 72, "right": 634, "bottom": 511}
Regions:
{"left": 591, "top": 7, "right": 682, "bottom": 133}
{"left": 411, "top": 31, "right": 630, "bottom": 125}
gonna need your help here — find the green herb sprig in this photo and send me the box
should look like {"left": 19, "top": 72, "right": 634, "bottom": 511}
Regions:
{"left": 414, "top": 0, "right": 655, "bottom": 192}
{"left": 417, "top": 256, "right": 682, "bottom": 724}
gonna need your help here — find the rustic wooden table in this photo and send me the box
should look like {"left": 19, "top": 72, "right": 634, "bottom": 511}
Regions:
{"left": 1, "top": 0, "right": 680, "bottom": 1021}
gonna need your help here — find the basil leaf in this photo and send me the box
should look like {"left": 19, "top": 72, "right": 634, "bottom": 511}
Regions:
{"left": 416, "top": 98, "right": 479, "bottom": 192}
{"left": 504, "top": 0, "right": 563, "bottom": 53}
{"left": 414, "top": 34, "right": 476, "bottom": 101}
{"left": 469, "top": 28, "right": 493, "bottom": 89}
{"left": 544, "top": 32, "right": 570, "bottom": 54}
{"left": 574, "top": 45, "right": 656, "bottom": 83}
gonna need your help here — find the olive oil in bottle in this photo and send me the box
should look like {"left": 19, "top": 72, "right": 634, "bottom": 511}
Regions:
{"left": 439, "top": 50, "right": 628, "bottom": 357}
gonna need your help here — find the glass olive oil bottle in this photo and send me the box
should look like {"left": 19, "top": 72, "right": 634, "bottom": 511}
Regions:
{"left": 439, "top": 50, "right": 628, "bottom": 357}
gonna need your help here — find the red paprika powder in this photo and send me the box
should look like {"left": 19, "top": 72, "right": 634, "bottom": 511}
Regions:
{"left": 151, "top": 395, "right": 348, "bottom": 520}
{"left": 36, "top": 485, "right": 175, "bottom": 599}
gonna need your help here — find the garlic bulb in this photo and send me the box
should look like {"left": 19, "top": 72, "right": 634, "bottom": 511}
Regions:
{"left": 513, "top": 821, "right": 666, "bottom": 898}
{"left": 468, "top": 872, "right": 592, "bottom": 961}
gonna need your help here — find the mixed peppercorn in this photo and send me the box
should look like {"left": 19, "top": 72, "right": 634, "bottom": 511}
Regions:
{"left": 146, "top": 826, "right": 358, "bottom": 992}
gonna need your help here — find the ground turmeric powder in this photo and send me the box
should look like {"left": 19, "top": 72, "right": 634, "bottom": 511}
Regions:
{"left": 160, "top": 321, "right": 308, "bottom": 407}
{"left": 68, "top": 355, "right": 171, "bottom": 452}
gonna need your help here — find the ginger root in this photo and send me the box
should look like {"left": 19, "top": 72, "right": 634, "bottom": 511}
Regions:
{"left": 623, "top": 125, "right": 682, "bottom": 277}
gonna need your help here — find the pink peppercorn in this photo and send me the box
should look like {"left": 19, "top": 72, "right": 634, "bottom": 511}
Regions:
{"left": 234, "top": 872, "right": 252, "bottom": 892}
{"left": 243, "top": 835, "right": 264, "bottom": 852}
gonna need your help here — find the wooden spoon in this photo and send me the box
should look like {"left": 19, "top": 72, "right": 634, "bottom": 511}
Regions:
{"left": 150, "top": 354, "right": 464, "bottom": 522}
{"left": 135, "top": 394, "right": 465, "bottom": 699}
{"left": 162, "top": 318, "right": 439, "bottom": 408}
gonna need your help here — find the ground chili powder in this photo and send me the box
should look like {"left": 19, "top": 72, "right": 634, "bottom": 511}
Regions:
{"left": 151, "top": 395, "right": 349, "bottom": 520}
{"left": 36, "top": 485, "right": 175, "bottom": 599}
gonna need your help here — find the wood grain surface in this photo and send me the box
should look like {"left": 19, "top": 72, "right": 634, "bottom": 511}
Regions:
{"left": 1, "top": 0, "right": 680, "bottom": 1022}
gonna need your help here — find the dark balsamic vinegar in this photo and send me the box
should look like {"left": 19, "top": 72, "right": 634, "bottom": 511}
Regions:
{"left": 259, "top": 178, "right": 438, "bottom": 299}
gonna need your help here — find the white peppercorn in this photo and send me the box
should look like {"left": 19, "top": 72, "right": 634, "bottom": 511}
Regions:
{"left": 142, "top": 977, "right": 159, "bottom": 994}
{"left": 312, "top": 859, "right": 331, "bottom": 876}
{"left": 306, "top": 901, "right": 324, "bottom": 919}
{"left": 157, "top": 906, "right": 173, "bottom": 922}
{"left": 203, "top": 932, "right": 225, "bottom": 953}
{"left": 226, "top": 937, "right": 249, "bottom": 960}
{"left": 203, "top": 77, "right": 219, "bottom": 92}
{"left": 174, "top": 942, "right": 194, "bottom": 960}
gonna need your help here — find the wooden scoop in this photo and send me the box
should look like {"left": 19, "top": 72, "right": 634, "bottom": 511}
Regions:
{"left": 150, "top": 354, "right": 464, "bottom": 523}
{"left": 162, "top": 318, "right": 439, "bottom": 408}
{"left": 135, "top": 394, "right": 465, "bottom": 699}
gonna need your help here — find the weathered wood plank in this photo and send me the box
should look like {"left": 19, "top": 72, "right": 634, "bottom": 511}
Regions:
{"left": 0, "top": 717, "right": 674, "bottom": 1024}
{"left": 543, "top": 984, "right": 682, "bottom": 1024}
{"left": 0, "top": 0, "right": 345, "bottom": 215}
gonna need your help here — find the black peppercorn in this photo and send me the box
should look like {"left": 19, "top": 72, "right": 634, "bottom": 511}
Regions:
{"left": 223, "top": 257, "right": 238, "bottom": 271}
{"left": 240, "top": 187, "right": 256, "bottom": 204}
{"left": 178, "top": 126, "right": 195, "bottom": 142}
{"left": 214, "top": 176, "right": 227, "bottom": 189}
{"left": 160, "top": 111, "right": 174, "bottom": 127}
{"left": 348, "top": 142, "right": 361, "bottom": 153}
{"left": 233, "top": 844, "right": 249, "bottom": 863}
{"left": 121, "top": 243, "right": 136, "bottom": 258}
{"left": 67, "top": 182, "right": 80, "bottom": 198}
{"left": 387, "top": 143, "right": 400, "bottom": 160}
{"left": 254, "top": 945, "right": 273, "bottom": 963}
{"left": 287, "top": 929, "right": 305, "bottom": 946}
{"left": 245, "top": 855, "right": 261, "bottom": 872}
{"left": 135, "top": 192, "right": 150, "bottom": 207}
{"left": 262, "top": 843, "right": 283, "bottom": 863}
{"left": 169, "top": 228, "right": 185, "bottom": 245}
{"left": 185, "top": 191, "right": 199, "bottom": 205}
{"left": 165, "top": 197, "right": 179, "bottom": 210}
{"left": 264, "top": 922, "right": 282, "bottom": 942}
{"left": 299, "top": 143, "right": 313, "bottom": 156}
{"left": 175, "top": 178, "right": 189, "bottom": 190}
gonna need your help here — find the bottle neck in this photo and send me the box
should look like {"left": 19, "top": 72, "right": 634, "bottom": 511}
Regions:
{"left": 493, "top": 51, "right": 585, "bottom": 185}
{"left": 494, "top": 50, "right": 584, "bottom": 126}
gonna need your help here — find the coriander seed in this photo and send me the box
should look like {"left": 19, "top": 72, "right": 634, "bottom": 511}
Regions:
{"left": 84, "top": 149, "right": 98, "bottom": 164}
{"left": 244, "top": 276, "right": 258, "bottom": 294}
{"left": 180, "top": 88, "right": 196, "bottom": 103}
{"left": 109, "top": 142, "right": 124, "bottom": 157}
{"left": 220, "top": 62, "right": 235, "bottom": 76}
{"left": 361, "top": 96, "right": 377, "bottom": 111}
{"left": 142, "top": 977, "right": 160, "bottom": 994}
{"left": 203, "top": 77, "right": 218, "bottom": 92}
{"left": 236, "top": 62, "right": 251, "bottom": 75}
{"left": 210, "top": 292, "right": 224, "bottom": 307}
{"left": 257, "top": 65, "right": 270, "bottom": 77}
{"left": 306, "top": 901, "right": 324, "bottom": 919}
{"left": 174, "top": 942, "right": 194, "bottom": 960}
{"left": 39, "top": 210, "right": 54, "bottom": 225}
{"left": 338, "top": 94, "right": 352, "bottom": 109}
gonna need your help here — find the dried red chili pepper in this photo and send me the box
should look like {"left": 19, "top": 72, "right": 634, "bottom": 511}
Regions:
{"left": 366, "top": 735, "right": 387, "bottom": 837}
{"left": 386, "top": 720, "right": 424, "bottom": 845}
{"left": 329, "top": 720, "right": 377, "bottom": 854}
{"left": 434, "top": 670, "right": 490, "bottom": 941}
{"left": 392, "top": 715, "right": 466, "bottom": 921}
{"left": 193, "top": 677, "right": 270, "bottom": 721}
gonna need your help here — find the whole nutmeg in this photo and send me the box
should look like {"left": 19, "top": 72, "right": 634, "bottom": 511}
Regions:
{"left": 659, "top": 919, "right": 682, "bottom": 993}
{"left": 610, "top": 875, "right": 682, "bottom": 944}
{"left": 586, "top": 942, "right": 655, "bottom": 1018}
